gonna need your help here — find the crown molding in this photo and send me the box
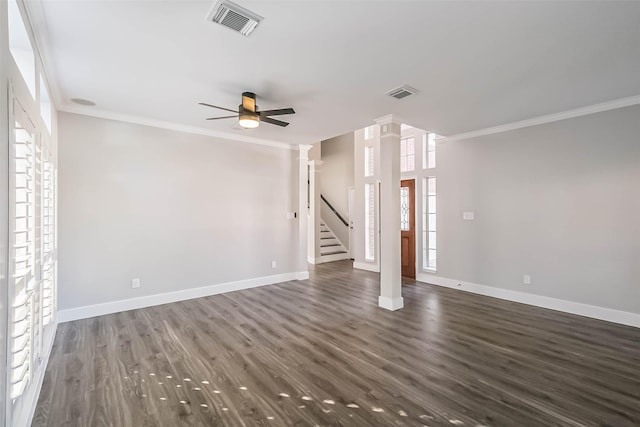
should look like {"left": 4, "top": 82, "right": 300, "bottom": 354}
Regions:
{"left": 442, "top": 94, "right": 640, "bottom": 142}
{"left": 59, "top": 105, "right": 297, "bottom": 150}
{"left": 22, "top": 0, "right": 295, "bottom": 150}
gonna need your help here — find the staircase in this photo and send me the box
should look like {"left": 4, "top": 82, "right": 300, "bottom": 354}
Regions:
{"left": 319, "top": 221, "right": 350, "bottom": 263}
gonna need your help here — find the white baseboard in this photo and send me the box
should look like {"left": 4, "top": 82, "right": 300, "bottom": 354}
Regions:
{"left": 379, "top": 296, "right": 404, "bottom": 311}
{"left": 417, "top": 273, "right": 640, "bottom": 328}
{"left": 57, "top": 272, "right": 299, "bottom": 323}
{"left": 14, "top": 323, "right": 57, "bottom": 427}
{"left": 353, "top": 261, "right": 380, "bottom": 273}
{"left": 296, "top": 271, "right": 310, "bottom": 280}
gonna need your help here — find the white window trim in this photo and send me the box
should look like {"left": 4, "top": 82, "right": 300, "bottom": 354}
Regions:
{"left": 422, "top": 176, "right": 437, "bottom": 272}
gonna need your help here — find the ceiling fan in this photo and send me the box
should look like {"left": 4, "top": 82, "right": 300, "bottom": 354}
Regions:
{"left": 200, "top": 92, "right": 295, "bottom": 129}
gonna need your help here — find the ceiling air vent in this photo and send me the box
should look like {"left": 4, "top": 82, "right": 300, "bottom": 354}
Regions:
{"left": 207, "top": 0, "right": 263, "bottom": 36}
{"left": 386, "top": 85, "right": 417, "bottom": 100}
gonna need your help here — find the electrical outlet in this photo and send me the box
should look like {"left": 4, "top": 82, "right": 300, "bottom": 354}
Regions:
{"left": 131, "top": 278, "right": 141, "bottom": 288}
{"left": 523, "top": 275, "right": 531, "bottom": 285}
{"left": 271, "top": 261, "right": 277, "bottom": 269}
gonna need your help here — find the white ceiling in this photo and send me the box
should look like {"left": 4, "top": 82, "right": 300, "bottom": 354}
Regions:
{"left": 31, "top": 0, "right": 640, "bottom": 145}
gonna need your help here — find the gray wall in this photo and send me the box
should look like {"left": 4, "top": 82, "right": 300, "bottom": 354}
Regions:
{"left": 436, "top": 105, "right": 640, "bottom": 313}
{"left": 321, "top": 133, "right": 354, "bottom": 247}
{"left": 58, "top": 112, "right": 299, "bottom": 311}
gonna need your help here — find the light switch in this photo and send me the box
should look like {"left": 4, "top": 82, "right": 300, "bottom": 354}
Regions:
{"left": 463, "top": 212, "right": 475, "bottom": 220}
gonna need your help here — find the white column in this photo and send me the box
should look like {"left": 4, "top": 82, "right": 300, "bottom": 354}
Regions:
{"left": 297, "top": 145, "right": 311, "bottom": 279}
{"left": 307, "top": 159, "right": 323, "bottom": 264}
{"left": 376, "top": 115, "right": 403, "bottom": 310}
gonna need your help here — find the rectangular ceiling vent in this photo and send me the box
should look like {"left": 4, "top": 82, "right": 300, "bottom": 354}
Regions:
{"left": 386, "top": 85, "right": 417, "bottom": 99}
{"left": 207, "top": 0, "right": 263, "bottom": 36}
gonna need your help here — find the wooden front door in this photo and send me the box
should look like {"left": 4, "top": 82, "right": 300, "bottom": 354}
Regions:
{"left": 401, "top": 179, "right": 416, "bottom": 278}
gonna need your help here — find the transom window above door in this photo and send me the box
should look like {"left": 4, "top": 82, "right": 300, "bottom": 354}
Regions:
{"left": 400, "top": 137, "right": 415, "bottom": 172}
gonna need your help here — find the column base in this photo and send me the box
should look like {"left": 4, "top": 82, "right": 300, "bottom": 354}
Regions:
{"left": 378, "top": 296, "right": 404, "bottom": 311}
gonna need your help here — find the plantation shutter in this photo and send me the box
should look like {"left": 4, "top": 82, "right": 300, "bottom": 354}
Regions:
{"left": 41, "top": 148, "right": 57, "bottom": 325}
{"left": 9, "top": 99, "right": 37, "bottom": 398}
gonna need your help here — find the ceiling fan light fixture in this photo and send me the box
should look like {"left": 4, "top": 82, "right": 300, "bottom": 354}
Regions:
{"left": 200, "top": 92, "right": 294, "bottom": 128}
{"left": 238, "top": 113, "right": 259, "bottom": 128}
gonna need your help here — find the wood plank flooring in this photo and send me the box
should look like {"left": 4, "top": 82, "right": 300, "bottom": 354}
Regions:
{"left": 33, "top": 261, "right": 640, "bottom": 426}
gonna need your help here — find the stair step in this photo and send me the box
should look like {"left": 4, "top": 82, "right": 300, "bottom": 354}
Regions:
{"left": 322, "top": 250, "right": 348, "bottom": 256}
{"left": 321, "top": 243, "right": 341, "bottom": 248}
{"left": 320, "top": 237, "right": 336, "bottom": 240}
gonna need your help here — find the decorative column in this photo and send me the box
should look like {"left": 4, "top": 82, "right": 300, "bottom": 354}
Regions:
{"left": 376, "top": 115, "right": 403, "bottom": 310}
{"left": 307, "top": 159, "right": 323, "bottom": 264}
{"left": 297, "top": 145, "right": 311, "bottom": 279}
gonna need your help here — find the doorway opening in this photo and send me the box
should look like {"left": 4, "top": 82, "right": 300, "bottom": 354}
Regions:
{"left": 400, "top": 179, "right": 416, "bottom": 278}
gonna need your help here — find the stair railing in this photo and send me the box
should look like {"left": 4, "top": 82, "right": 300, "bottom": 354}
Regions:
{"left": 320, "top": 194, "right": 349, "bottom": 227}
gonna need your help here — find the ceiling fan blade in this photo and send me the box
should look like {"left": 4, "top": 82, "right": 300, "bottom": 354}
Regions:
{"left": 199, "top": 102, "right": 238, "bottom": 114}
{"left": 259, "top": 108, "right": 295, "bottom": 117}
{"left": 261, "top": 116, "right": 289, "bottom": 127}
{"left": 206, "top": 115, "right": 237, "bottom": 120}
{"left": 242, "top": 92, "right": 256, "bottom": 112}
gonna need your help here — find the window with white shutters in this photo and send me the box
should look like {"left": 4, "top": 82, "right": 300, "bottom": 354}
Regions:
{"left": 364, "top": 146, "right": 375, "bottom": 177}
{"left": 364, "top": 125, "right": 376, "bottom": 140}
{"left": 9, "top": 99, "right": 37, "bottom": 399}
{"left": 364, "top": 183, "right": 376, "bottom": 261}
{"left": 362, "top": 130, "right": 378, "bottom": 263}
{"left": 6, "top": 3, "right": 58, "bottom": 422}
{"left": 42, "top": 152, "right": 56, "bottom": 326}
{"left": 8, "top": 94, "right": 57, "bottom": 405}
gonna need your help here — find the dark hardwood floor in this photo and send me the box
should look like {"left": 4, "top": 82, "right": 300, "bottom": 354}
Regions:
{"left": 33, "top": 261, "right": 640, "bottom": 426}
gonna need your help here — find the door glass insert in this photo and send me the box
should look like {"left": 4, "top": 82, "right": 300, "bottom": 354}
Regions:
{"left": 400, "top": 186, "right": 410, "bottom": 231}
